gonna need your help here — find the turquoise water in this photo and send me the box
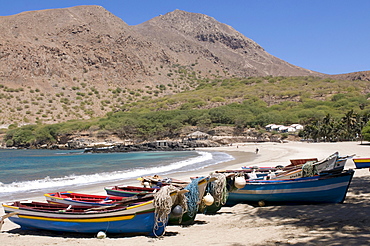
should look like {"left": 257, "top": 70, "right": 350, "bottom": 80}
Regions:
{"left": 0, "top": 149, "right": 234, "bottom": 201}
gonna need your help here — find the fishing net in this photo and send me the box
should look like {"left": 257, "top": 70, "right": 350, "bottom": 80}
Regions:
{"left": 184, "top": 177, "right": 203, "bottom": 219}
{"left": 153, "top": 185, "right": 177, "bottom": 223}
{"left": 153, "top": 185, "right": 180, "bottom": 236}
{"left": 302, "top": 161, "right": 318, "bottom": 177}
{"left": 208, "top": 173, "right": 228, "bottom": 207}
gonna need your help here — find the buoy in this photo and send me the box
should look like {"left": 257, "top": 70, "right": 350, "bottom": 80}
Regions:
{"left": 171, "top": 205, "right": 183, "bottom": 217}
{"left": 234, "top": 176, "right": 246, "bottom": 189}
{"left": 202, "top": 193, "right": 214, "bottom": 206}
{"left": 258, "top": 200, "right": 265, "bottom": 207}
{"left": 97, "top": 231, "right": 107, "bottom": 239}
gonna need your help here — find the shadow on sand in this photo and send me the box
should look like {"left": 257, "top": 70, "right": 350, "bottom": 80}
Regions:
{"left": 237, "top": 174, "right": 370, "bottom": 245}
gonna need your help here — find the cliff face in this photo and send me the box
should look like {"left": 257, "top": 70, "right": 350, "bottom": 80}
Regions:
{"left": 0, "top": 6, "right": 324, "bottom": 125}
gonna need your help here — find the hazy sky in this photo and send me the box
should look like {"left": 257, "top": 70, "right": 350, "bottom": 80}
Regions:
{"left": 1, "top": 0, "right": 369, "bottom": 75}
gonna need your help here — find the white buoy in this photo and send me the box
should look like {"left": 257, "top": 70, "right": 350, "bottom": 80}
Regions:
{"left": 143, "top": 182, "right": 150, "bottom": 188}
{"left": 97, "top": 231, "right": 107, "bottom": 239}
{"left": 234, "top": 176, "right": 246, "bottom": 189}
{"left": 202, "top": 193, "right": 214, "bottom": 206}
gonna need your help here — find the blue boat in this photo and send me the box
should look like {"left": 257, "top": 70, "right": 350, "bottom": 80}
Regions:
{"left": 2, "top": 196, "right": 167, "bottom": 236}
{"left": 104, "top": 185, "right": 158, "bottom": 197}
{"left": 353, "top": 158, "right": 370, "bottom": 169}
{"left": 225, "top": 169, "right": 354, "bottom": 206}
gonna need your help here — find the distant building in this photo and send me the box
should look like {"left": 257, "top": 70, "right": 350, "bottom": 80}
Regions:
{"left": 265, "top": 124, "right": 304, "bottom": 133}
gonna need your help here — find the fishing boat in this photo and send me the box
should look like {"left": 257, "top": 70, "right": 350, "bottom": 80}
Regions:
{"left": 138, "top": 175, "right": 190, "bottom": 188}
{"left": 2, "top": 194, "right": 167, "bottom": 236}
{"left": 104, "top": 186, "right": 158, "bottom": 197}
{"left": 224, "top": 169, "right": 355, "bottom": 206}
{"left": 45, "top": 191, "right": 144, "bottom": 206}
{"left": 44, "top": 191, "right": 153, "bottom": 207}
{"left": 352, "top": 158, "right": 370, "bottom": 169}
{"left": 241, "top": 152, "right": 352, "bottom": 180}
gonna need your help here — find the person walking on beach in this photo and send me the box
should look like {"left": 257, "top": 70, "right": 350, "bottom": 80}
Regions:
{"left": 255, "top": 148, "right": 259, "bottom": 154}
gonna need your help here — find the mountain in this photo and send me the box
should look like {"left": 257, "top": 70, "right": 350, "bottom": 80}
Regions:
{"left": 0, "top": 6, "right": 323, "bottom": 126}
{"left": 134, "top": 9, "right": 319, "bottom": 77}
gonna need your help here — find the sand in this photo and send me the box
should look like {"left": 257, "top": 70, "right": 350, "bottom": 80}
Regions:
{"left": 1, "top": 141, "right": 370, "bottom": 245}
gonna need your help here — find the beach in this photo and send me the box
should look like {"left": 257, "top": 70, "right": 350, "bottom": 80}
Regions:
{"left": 1, "top": 141, "right": 370, "bottom": 245}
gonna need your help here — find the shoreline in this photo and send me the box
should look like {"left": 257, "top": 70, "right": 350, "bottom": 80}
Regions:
{"left": 1, "top": 141, "right": 370, "bottom": 245}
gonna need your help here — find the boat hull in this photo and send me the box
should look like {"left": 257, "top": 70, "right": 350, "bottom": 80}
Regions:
{"left": 353, "top": 158, "right": 370, "bottom": 169}
{"left": 105, "top": 186, "right": 157, "bottom": 197}
{"left": 2, "top": 201, "right": 165, "bottom": 236}
{"left": 226, "top": 169, "right": 354, "bottom": 206}
{"left": 44, "top": 191, "right": 126, "bottom": 206}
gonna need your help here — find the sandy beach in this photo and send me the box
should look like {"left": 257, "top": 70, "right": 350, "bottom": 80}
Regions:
{"left": 1, "top": 141, "right": 370, "bottom": 245}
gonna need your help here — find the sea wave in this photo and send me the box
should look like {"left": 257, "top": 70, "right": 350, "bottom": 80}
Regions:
{"left": 0, "top": 151, "right": 232, "bottom": 195}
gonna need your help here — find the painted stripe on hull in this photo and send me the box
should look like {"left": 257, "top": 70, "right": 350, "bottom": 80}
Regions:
{"left": 353, "top": 159, "right": 370, "bottom": 168}
{"left": 18, "top": 214, "right": 135, "bottom": 222}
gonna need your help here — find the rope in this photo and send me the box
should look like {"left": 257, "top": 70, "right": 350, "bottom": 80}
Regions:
{"left": 184, "top": 177, "right": 203, "bottom": 219}
{"left": 153, "top": 185, "right": 180, "bottom": 236}
{"left": 208, "top": 173, "right": 228, "bottom": 207}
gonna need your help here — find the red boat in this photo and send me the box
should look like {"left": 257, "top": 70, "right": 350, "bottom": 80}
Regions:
{"left": 45, "top": 191, "right": 130, "bottom": 206}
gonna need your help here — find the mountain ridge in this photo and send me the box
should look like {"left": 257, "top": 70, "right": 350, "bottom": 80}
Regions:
{"left": 0, "top": 5, "right": 366, "bottom": 126}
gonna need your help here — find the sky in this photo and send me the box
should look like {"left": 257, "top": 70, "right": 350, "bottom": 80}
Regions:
{"left": 0, "top": 0, "right": 369, "bottom": 75}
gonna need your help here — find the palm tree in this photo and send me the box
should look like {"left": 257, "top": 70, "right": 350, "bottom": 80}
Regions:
{"left": 341, "top": 110, "right": 358, "bottom": 141}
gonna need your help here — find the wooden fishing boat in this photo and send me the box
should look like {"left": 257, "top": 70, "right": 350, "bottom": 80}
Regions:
{"left": 224, "top": 169, "right": 355, "bottom": 206}
{"left": 104, "top": 185, "right": 158, "bottom": 197}
{"left": 352, "top": 158, "right": 370, "bottom": 169}
{"left": 240, "top": 152, "right": 352, "bottom": 180}
{"left": 241, "top": 158, "right": 318, "bottom": 173}
{"left": 44, "top": 191, "right": 151, "bottom": 207}
{"left": 2, "top": 194, "right": 167, "bottom": 236}
{"left": 138, "top": 175, "right": 190, "bottom": 188}
{"left": 106, "top": 175, "right": 222, "bottom": 223}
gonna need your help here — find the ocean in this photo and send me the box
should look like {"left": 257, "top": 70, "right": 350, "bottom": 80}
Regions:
{"left": 0, "top": 149, "right": 234, "bottom": 202}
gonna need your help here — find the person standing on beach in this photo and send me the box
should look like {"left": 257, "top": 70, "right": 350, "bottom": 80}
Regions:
{"left": 255, "top": 148, "right": 259, "bottom": 154}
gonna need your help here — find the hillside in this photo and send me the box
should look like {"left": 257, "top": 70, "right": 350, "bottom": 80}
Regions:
{"left": 330, "top": 71, "right": 370, "bottom": 81}
{"left": 0, "top": 5, "right": 324, "bottom": 126}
